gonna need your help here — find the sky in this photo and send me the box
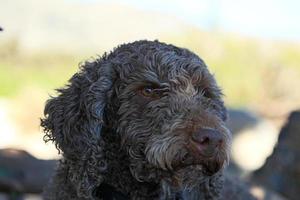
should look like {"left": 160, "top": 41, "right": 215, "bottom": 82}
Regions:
{"left": 84, "top": 0, "right": 300, "bottom": 41}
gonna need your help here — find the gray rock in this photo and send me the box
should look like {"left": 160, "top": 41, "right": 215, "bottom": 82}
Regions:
{"left": 252, "top": 110, "right": 300, "bottom": 200}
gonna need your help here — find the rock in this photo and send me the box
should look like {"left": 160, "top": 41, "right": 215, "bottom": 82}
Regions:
{"left": 252, "top": 110, "right": 300, "bottom": 200}
{"left": 227, "top": 109, "right": 260, "bottom": 135}
{"left": 221, "top": 175, "right": 257, "bottom": 200}
{"left": 227, "top": 109, "right": 278, "bottom": 174}
{"left": 0, "top": 148, "right": 56, "bottom": 194}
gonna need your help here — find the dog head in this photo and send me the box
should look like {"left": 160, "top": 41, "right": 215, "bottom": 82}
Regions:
{"left": 41, "top": 40, "right": 231, "bottom": 197}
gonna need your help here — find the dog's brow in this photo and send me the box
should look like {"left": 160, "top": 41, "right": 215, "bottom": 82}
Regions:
{"left": 141, "top": 81, "right": 169, "bottom": 89}
{"left": 141, "top": 72, "right": 168, "bottom": 88}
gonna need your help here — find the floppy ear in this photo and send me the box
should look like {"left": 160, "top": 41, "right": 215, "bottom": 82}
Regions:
{"left": 41, "top": 58, "right": 114, "bottom": 198}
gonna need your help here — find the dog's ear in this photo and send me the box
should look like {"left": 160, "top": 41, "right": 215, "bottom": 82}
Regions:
{"left": 41, "top": 59, "right": 113, "bottom": 156}
{"left": 41, "top": 58, "right": 114, "bottom": 198}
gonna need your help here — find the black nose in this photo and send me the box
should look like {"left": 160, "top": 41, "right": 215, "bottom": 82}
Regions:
{"left": 191, "top": 128, "right": 224, "bottom": 157}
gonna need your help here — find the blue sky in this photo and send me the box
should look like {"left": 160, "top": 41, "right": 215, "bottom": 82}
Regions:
{"left": 83, "top": 0, "right": 300, "bottom": 41}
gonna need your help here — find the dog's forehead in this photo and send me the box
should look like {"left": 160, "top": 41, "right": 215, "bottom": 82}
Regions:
{"left": 146, "top": 53, "right": 210, "bottom": 85}
{"left": 138, "top": 51, "right": 208, "bottom": 84}
{"left": 111, "top": 41, "right": 212, "bottom": 87}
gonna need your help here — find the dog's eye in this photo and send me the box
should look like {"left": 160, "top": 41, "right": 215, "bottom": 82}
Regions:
{"left": 202, "top": 88, "right": 210, "bottom": 97}
{"left": 140, "top": 86, "right": 163, "bottom": 98}
{"left": 143, "top": 87, "right": 153, "bottom": 95}
{"left": 141, "top": 86, "right": 157, "bottom": 97}
{"left": 199, "top": 87, "right": 212, "bottom": 98}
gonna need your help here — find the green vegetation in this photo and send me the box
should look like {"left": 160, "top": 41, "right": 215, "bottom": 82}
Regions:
{"left": 0, "top": 39, "right": 81, "bottom": 96}
{"left": 1, "top": 34, "right": 300, "bottom": 108}
{"left": 165, "top": 31, "right": 300, "bottom": 107}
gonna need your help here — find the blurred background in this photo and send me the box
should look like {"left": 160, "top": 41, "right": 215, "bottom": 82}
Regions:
{"left": 0, "top": 0, "right": 299, "bottom": 199}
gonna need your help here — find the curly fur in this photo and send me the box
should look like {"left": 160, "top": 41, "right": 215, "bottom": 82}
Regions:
{"left": 41, "top": 40, "right": 231, "bottom": 200}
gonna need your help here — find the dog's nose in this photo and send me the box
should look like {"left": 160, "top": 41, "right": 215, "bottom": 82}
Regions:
{"left": 191, "top": 128, "right": 224, "bottom": 157}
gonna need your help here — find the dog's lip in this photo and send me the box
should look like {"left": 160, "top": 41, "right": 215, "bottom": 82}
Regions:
{"left": 173, "top": 157, "right": 204, "bottom": 170}
{"left": 173, "top": 162, "right": 203, "bottom": 172}
{"left": 202, "top": 159, "right": 224, "bottom": 176}
{"left": 173, "top": 157, "right": 224, "bottom": 176}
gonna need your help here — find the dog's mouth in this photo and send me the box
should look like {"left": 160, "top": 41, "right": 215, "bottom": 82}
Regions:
{"left": 202, "top": 159, "right": 224, "bottom": 175}
{"left": 173, "top": 155, "right": 225, "bottom": 176}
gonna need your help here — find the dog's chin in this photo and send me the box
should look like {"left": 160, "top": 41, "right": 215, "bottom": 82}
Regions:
{"left": 174, "top": 157, "right": 225, "bottom": 177}
{"left": 167, "top": 164, "right": 208, "bottom": 190}
{"left": 166, "top": 159, "right": 224, "bottom": 191}
{"left": 201, "top": 159, "right": 225, "bottom": 176}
